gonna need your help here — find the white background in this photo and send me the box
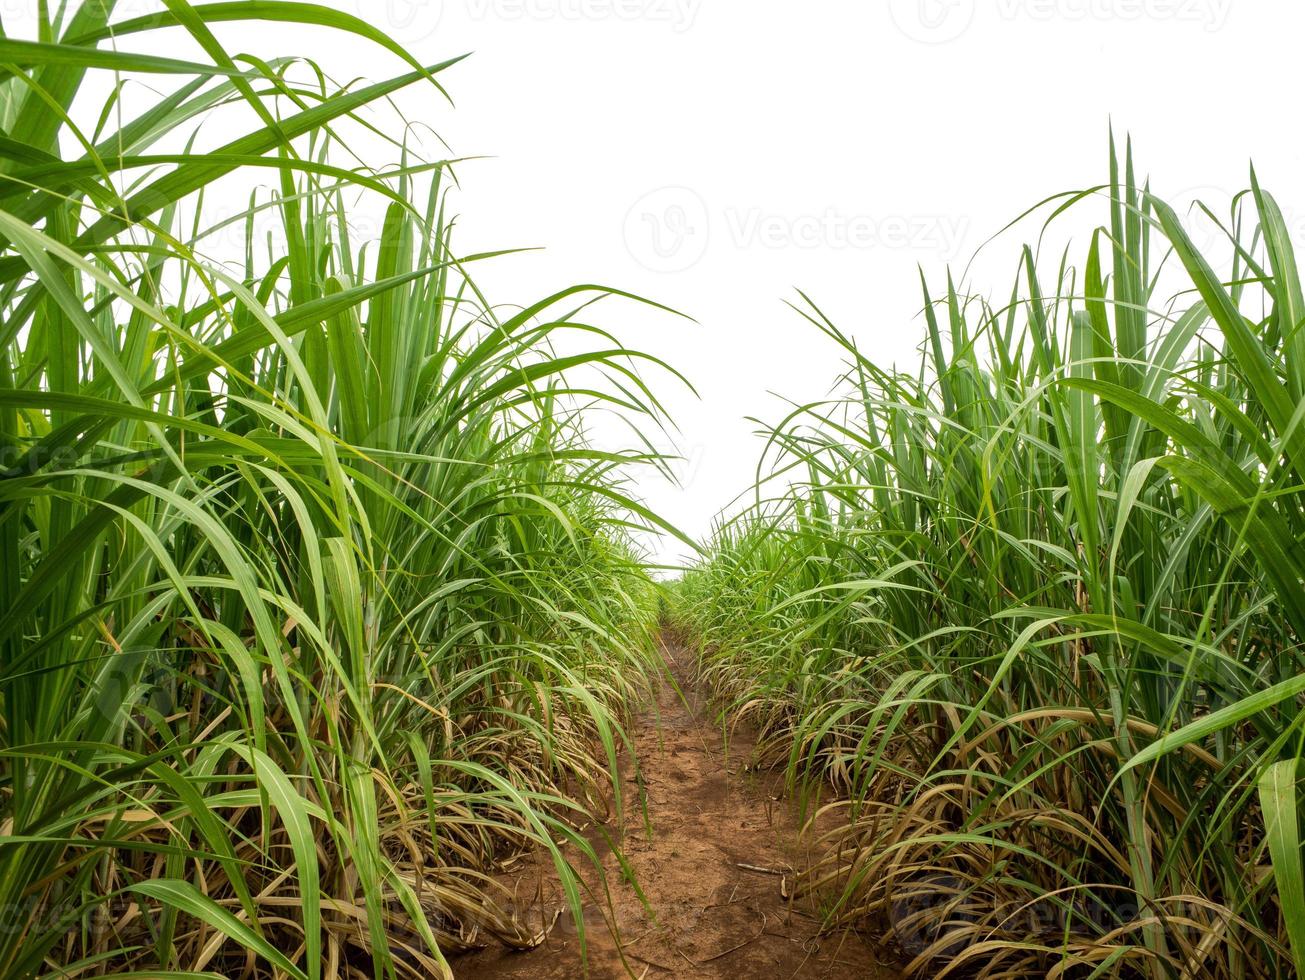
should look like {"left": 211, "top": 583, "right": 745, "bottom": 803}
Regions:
{"left": 16, "top": 0, "right": 1305, "bottom": 569}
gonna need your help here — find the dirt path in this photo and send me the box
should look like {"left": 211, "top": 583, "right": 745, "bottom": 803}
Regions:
{"left": 453, "top": 632, "right": 900, "bottom": 979}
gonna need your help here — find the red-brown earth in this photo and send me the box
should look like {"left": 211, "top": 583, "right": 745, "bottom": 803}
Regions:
{"left": 453, "top": 633, "right": 901, "bottom": 979}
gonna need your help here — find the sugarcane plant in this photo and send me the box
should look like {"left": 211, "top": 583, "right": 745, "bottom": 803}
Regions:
{"left": 678, "top": 137, "right": 1305, "bottom": 979}
{"left": 0, "top": 2, "right": 684, "bottom": 977}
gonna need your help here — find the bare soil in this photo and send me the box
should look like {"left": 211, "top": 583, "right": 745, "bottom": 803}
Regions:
{"left": 452, "top": 632, "right": 901, "bottom": 979}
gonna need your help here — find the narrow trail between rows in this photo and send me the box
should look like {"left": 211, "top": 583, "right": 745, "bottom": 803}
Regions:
{"left": 456, "top": 631, "right": 901, "bottom": 979}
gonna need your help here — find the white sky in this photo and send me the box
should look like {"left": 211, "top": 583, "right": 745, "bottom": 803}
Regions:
{"left": 382, "top": 0, "right": 1305, "bottom": 569}
{"left": 19, "top": 0, "right": 1305, "bottom": 569}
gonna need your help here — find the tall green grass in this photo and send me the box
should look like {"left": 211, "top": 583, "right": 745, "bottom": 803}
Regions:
{"left": 679, "top": 139, "right": 1305, "bottom": 978}
{"left": 0, "top": 3, "right": 680, "bottom": 977}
